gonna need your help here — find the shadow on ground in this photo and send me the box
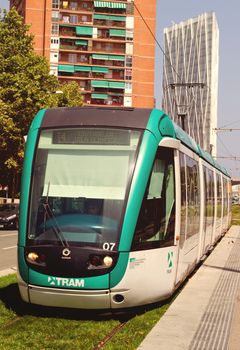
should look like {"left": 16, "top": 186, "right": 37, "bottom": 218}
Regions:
{"left": 0, "top": 282, "right": 142, "bottom": 322}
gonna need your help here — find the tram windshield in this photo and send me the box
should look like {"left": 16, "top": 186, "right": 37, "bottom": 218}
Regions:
{"left": 28, "top": 128, "right": 141, "bottom": 250}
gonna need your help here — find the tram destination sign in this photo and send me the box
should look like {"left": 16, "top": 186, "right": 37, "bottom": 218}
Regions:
{"left": 53, "top": 129, "right": 130, "bottom": 145}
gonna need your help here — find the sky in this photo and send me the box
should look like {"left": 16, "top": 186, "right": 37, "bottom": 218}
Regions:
{"left": 0, "top": 0, "right": 240, "bottom": 177}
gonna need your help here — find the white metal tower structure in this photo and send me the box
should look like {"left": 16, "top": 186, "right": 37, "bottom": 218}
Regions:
{"left": 162, "top": 13, "right": 219, "bottom": 155}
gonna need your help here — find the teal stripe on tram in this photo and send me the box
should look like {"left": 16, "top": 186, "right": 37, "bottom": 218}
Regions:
{"left": 110, "top": 110, "right": 173, "bottom": 287}
{"left": 18, "top": 246, "right": 28, "bottom": 282}
{"left": 29, "top": 267, "right": 110, "bottom": 290}
{"left": 18, "top": 109, "right": 46, "bottom": 282}
{"left": 119, "top": 130, "right": 158, "bottom": 252}
{"left": 19, "top": 109, "right": 46, "bottom": 247}
{"left": 146, "top": 109, "right": 175, "bottom": 139}
{"left": 109, "top": 252, "right": 129, "bottom": 288}
{"left": 110, "top": 131, "right": 158, "bottom": 287}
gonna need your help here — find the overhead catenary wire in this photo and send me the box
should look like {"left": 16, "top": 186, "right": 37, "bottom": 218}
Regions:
{"left": 215, "top": 133, "right": 240, "bottom": 176}
{"left": 219, "top": 119, "right": 240, "bottom": 129}
{"left": 216, "top": 133, "right": 235, "bottom": 158}
{"left": 133, "top": 2, "right": 238, "bottom": 176}
{"left": 132, "top": 2, "right": 200, "bottom": 106}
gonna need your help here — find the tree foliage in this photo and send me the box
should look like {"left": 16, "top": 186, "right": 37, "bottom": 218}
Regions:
{"left": 48, "top": 81, "right": 84, "bottom": 108}
{"left": 0, "top": 8, "right": 83, "bottom": 198}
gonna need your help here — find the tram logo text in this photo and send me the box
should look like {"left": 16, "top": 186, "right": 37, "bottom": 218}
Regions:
{"left": 48, "top": 276, "right": 85, "bottom": 288}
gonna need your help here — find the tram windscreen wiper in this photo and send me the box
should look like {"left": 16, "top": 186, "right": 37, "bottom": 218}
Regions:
{"left": 43, "top": 182, "right": 69, "bottom": 248}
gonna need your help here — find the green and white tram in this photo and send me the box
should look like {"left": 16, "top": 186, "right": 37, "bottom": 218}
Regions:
{"left": 18, "top": 107, "right": 231, "bottom": 309}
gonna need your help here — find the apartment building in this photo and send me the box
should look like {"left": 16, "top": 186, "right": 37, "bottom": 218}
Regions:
{"left": 162, "top": 13, "right": 219, "bottom": 154}
{"left": 10, "top": 0, "right": 156, "bottom": 108}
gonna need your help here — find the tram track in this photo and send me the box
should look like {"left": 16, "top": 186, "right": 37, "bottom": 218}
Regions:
{"left": 2, "top": 316, "right": 22, "bottom": 328}
{"left": 93, "top": 320, "right": 128, "bottom": 350}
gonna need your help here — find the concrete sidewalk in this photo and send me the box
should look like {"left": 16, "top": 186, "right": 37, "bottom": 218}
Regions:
{"left": 0, "top": 266, "right": 17, "bottom": 277}
{"left": 138, "top": 226, "right": 240, "bottom": 350}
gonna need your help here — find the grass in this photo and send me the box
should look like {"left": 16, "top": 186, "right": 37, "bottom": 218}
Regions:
{"left": 2, "top": 208, "right": 239, "bottom": 349}
{"left": 0, "top": 274, "right": 169, "bottom": 350}
{"left": 231, "top": 204, "right": 240, "bottom": 225}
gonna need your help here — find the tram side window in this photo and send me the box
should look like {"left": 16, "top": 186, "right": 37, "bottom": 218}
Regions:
{"left": 216, "top": 174, "right": 222, "bottom": 219}
{"left": 209, "top": 169, "right": 215, "bottom": 228}
{"left": 131, "top": 147, "right": 175, "bottom": 250}
{"left": 186, "top": 155, "right": 200, "bottom": 239}
{"left": 223, "top": 178, "right": 228, "bottom": 217}
{"left": 204, "top": 167, "right": 214, "bottom": 233}
{"left": 179, "top": 153, "right": 187, "bottom": 248}
{"left": 179, "top": 153, "right": 200, "bottom": 242}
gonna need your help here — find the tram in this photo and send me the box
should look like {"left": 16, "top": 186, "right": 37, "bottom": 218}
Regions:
{"left": 18, "top": 107, "right": 231, "bottom": 309}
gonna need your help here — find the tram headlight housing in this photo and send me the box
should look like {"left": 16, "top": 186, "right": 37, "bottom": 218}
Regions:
{"left": 87, "top": 255, "right": 113, "bottom": 270}
{"left": 26, "top": 251, "right": 46, "bottom": 267}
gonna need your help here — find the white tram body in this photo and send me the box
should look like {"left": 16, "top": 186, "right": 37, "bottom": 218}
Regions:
{"left": 109, "top": 137, "right": 231, "bottom": 309}
{"left": 18, "top": 108, "right": 231, "bottom": 309}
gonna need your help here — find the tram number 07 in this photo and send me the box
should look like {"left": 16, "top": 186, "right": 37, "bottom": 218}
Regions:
{"left": 103, "top": 242, "right": 115, "bottom": 251}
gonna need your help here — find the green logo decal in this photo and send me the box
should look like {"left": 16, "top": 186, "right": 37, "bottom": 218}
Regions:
{"left": 167, "top": 252, "right": 173, "bottom": 269}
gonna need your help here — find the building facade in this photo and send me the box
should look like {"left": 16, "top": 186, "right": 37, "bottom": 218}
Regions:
{"left": 162, "top": 13, "right": 219, "bottom": 154}
{"left": 10, "top": 0, "right": 156, "bottom": 108}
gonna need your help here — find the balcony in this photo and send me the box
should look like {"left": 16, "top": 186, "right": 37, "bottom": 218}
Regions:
{"left": 91, "top": 58, "right": 124, "bottom": 67}
{"left": 94, "top": 19, "right": 125, "bottom": 28}
{"left": 60, "top": 14, "right": 93, "bottom": 26}
{"left": 94, "top": 1, "right": 127, "bottom": 15}
{"left": 93, "top": 14, "right": 126, "bottom": 28}
{"left": 92, "top": 43, "right": 125, "bottom": 54}
{"left": 57, "top": 64, "right": 126, "bottom": 82}
{"left": 60, "top": 1, "right": 93, "bottom": 12}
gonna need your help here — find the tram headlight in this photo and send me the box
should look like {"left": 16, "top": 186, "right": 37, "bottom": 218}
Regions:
{"left": 87, "top": 255, "right": 113, "bottom": 269}
{"left": 103, "top": 256, "right": 113, "bottom": 267}
{"left": 26, "top": 252, "right": 46, "bottom": 266}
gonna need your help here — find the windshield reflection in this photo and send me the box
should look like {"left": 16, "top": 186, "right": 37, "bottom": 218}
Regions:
{"left": 28, "top": 128, "right": 141, "bottom": 249}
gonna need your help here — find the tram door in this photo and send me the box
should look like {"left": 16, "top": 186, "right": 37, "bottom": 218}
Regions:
{"left": 129, "top": 146, "right": 176, "bottom": 301}
{"left": 200, "top": 166, "right": 215, "bottom": 255}
{"left": 175, "top": 150, "right": 201, "bottom": 284}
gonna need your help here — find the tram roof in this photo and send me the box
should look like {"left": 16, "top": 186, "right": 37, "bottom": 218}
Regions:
{"left": 42, "top": 107, "right": 152, "bottom": 130}
{"left": 40, "top": 107, "right": 230, "bottom": 177}
{"left": 171, "top": 118, "right": 230, "bottom": 177}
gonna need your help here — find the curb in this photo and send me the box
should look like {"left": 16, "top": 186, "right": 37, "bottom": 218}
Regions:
{"left": 0, "top": 267, "right": 17, "bottom": 277}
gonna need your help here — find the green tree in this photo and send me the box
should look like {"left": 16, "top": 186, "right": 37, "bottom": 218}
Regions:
{"left": 0, "top": 8, "right": 83, "bottom": 200}
{"left": 48, "top": 81, "right": 84, "bottom": 108}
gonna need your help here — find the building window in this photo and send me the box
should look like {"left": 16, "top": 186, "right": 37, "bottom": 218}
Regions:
{"left": 126, "top": 55, "right": 132, "bottom": 67}
{"left": 126, "top": 43, "right": 133, "bottom": 55}
{"left": 50, "top": 65, "right": 58, "bottom": 76}
{"left": 52, "top": 11, "right": 59, "bottom": 22}
{"left": 126, "top": 3, "right": 134, "bottom": 15}
{"left": 63, "top": 1, "right": 68, "bottom": 9}
{"left": 125, "top": 82, "right": 132, "bottom": 93}
{"left": 126, "top": 30, "right": 133, "bottom": 41}
{"left": 62, "top": 16, "right": 70, "bottom": 23}
{"left": 106, "top": 44, "right": 113, "bottom": 52}
{"left": 51, "top": 38, "right": 59, "bottom": 44}
{"left": 68, "top": 53, "right": 77, "bottom": 63}
{"left": 50, "top": 51, "right": 59, "bottom": 63}
{"left": 124, "top": 96, "right": 132, "bottom": 107}
{"left": 81, "top": 15, "right": 88, "bottom": 22}
{"left": 80, "top": 55, "right": 88, "bottom": 63}
{"left": 51, "top": 23, "right": 59, "bottom": 35}
{"left": 70, "top": 1, "right": 78, "bottom": 10}
{"left": 125, "top": 69, "right": 132, "bottom": 80}
{"left": 52, "top": 0, "right": 59, "bottom": 9}
{"left": 70, "top": 15, "right": 78, "bottom": 24}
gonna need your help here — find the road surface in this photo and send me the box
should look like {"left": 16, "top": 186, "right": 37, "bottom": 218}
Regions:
{"left": 0, "top": 229, "right": 17, "bottom": 273}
